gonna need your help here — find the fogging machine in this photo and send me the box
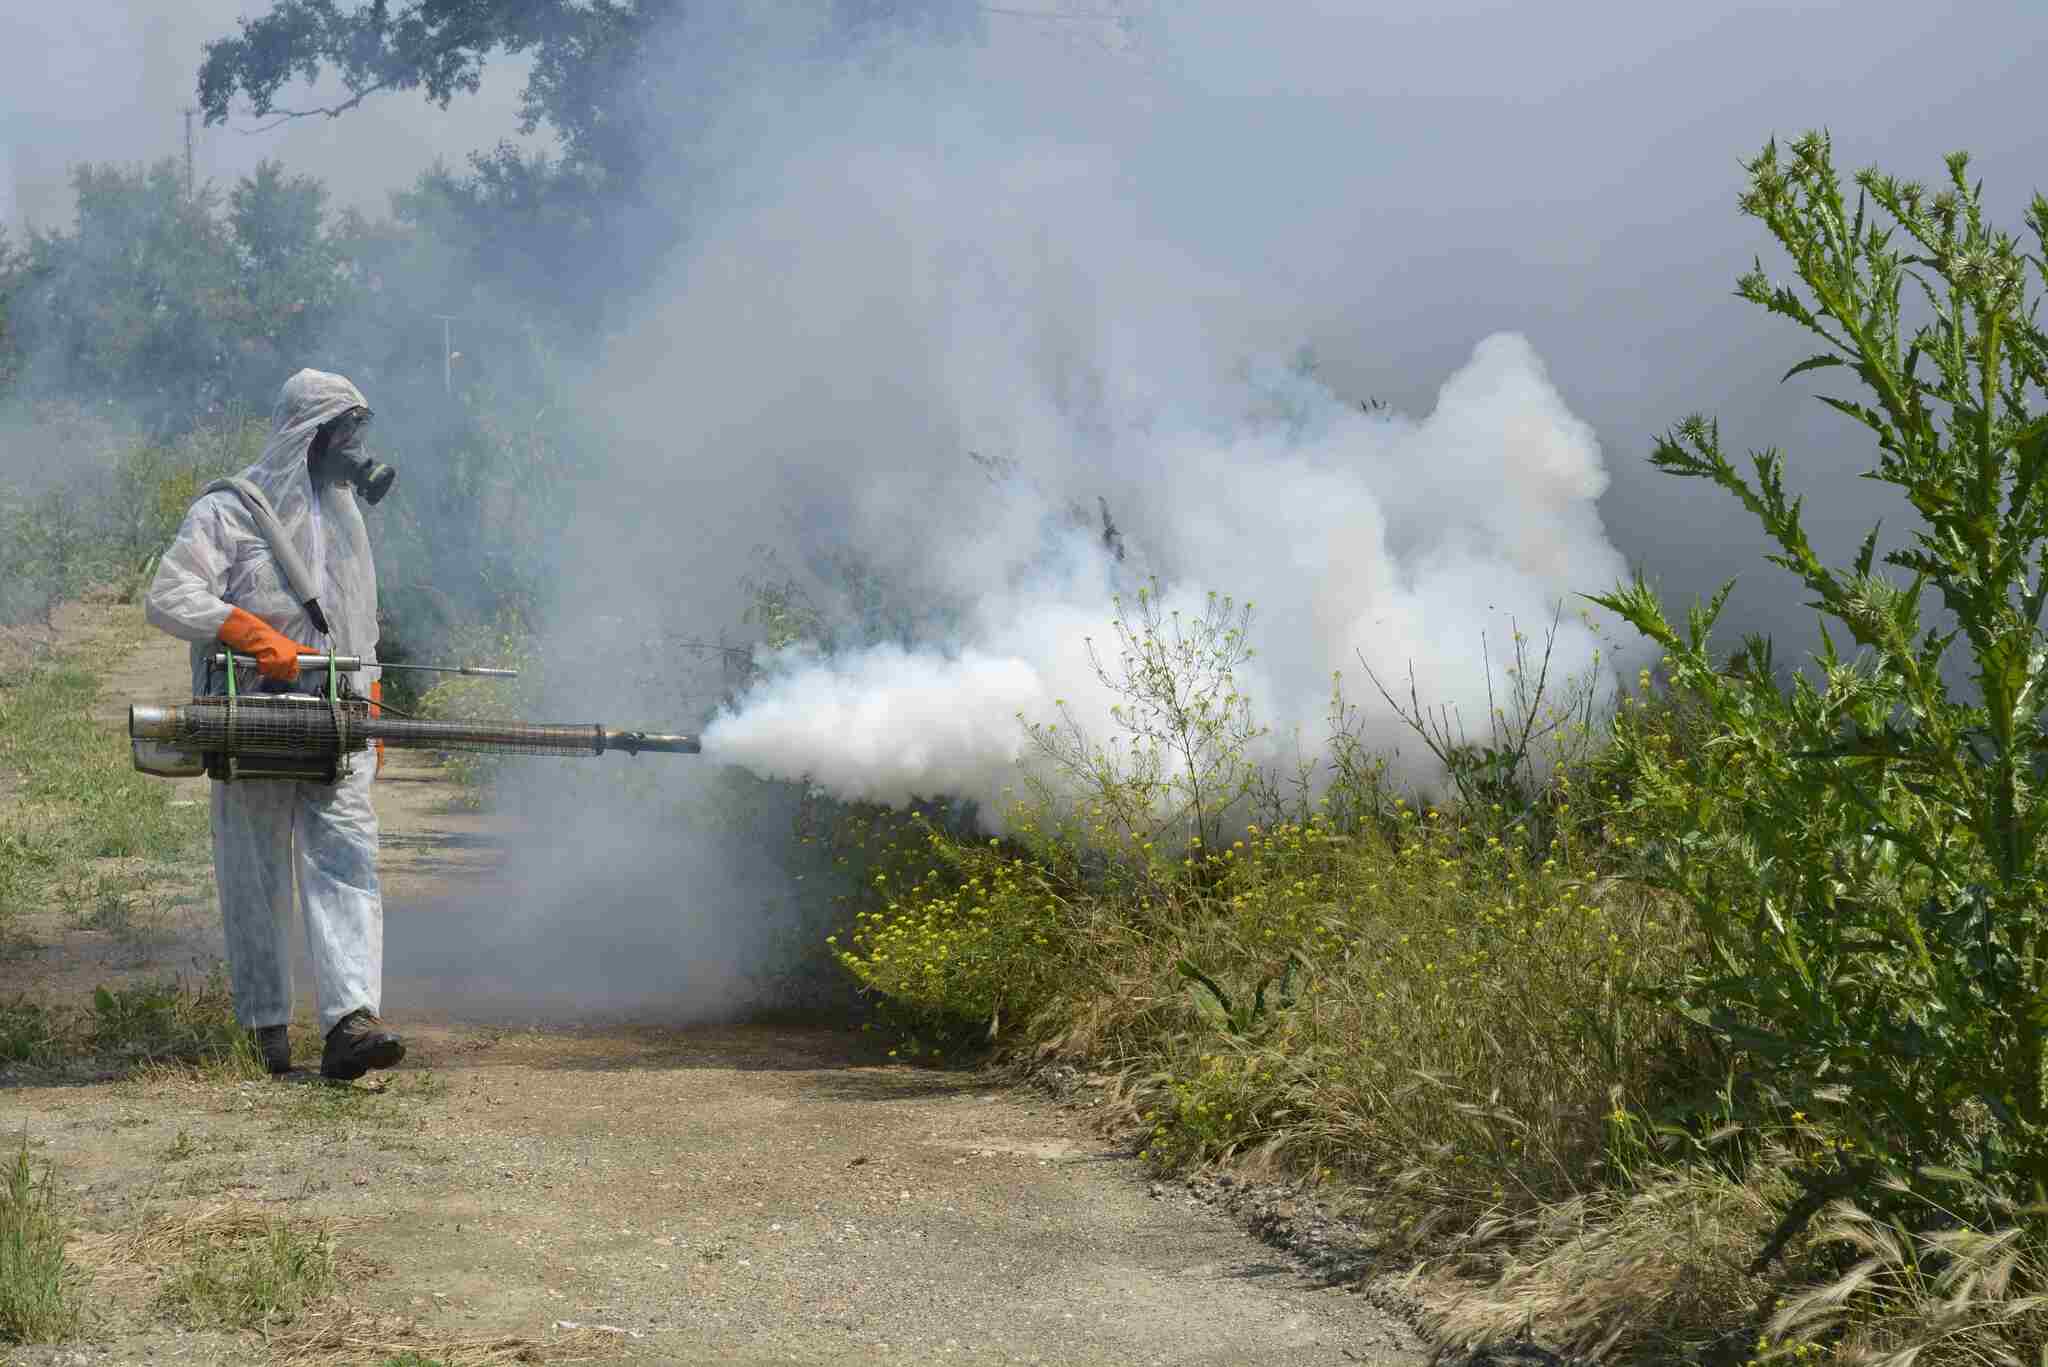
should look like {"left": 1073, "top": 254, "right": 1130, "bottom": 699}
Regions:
{"left": 131, "top": 651, "right": 700, "bottom": 784}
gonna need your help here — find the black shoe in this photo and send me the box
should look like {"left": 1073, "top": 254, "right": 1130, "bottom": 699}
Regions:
{"left": 250, "top": 1025, "right": 292, "bottom": 1075}
{"left": 321, "top": 1009, "right": 405, "bottom": 1081}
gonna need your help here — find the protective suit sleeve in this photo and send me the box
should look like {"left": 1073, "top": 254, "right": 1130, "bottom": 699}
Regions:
{"left": 144, "top": 498, "right": 239, "bottom": 644}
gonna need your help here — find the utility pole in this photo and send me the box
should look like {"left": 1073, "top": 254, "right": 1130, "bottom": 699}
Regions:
{"left": 180, "top": 106, "right": 197, "bottom": 197}
{"left": 431, "top": 315, "right": 461, "bottom": 394}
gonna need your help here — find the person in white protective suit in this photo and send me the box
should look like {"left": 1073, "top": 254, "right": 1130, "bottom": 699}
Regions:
{"left": 145, "top": 369, "right": 406, "bottom": 1081}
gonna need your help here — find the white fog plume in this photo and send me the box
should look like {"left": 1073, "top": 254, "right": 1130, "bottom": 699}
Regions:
{"left": 699, "top": 330, "right": 1639, "bottom": 823}
{"left": 537, "top": 14, "right": 1654, "bottom": 828}
{"left": 429, "top": 6, "right": 1659, "bottom": 1018}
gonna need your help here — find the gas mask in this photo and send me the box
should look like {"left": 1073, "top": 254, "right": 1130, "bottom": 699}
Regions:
{"left": 309, "top": 406, "right": 397, "bottom": 505}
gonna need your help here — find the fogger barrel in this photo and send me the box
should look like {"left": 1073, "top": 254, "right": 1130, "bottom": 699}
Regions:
{"left": 131, "top": 694, "right": 700, "bottom": 783}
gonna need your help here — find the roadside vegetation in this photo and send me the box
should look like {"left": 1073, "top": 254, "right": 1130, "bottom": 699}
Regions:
{"left": 795, "top": 136, "right": 2048, "bottom": 1364}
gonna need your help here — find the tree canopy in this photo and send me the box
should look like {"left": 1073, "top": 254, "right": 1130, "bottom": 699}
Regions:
{"left": 198, "top": 1, "right": 982, "bottom": 193}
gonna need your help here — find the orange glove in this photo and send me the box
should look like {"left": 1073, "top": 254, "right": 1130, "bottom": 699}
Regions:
{"left": 370, "top": 679, "right": 386, "bottom": 778}
{"left": 218, "top": 607, "right": 313, "bottom": 683}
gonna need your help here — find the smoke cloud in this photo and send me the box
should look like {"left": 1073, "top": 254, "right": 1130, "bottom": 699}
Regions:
{"left": 540, "top": 15, "right": 1644, "bottom": 826}
{"left": 701, "top": 334, "right": 1632, "bottom": 821}
{"left": 391, "top": 8, "right": 1662, "bottom": 1015}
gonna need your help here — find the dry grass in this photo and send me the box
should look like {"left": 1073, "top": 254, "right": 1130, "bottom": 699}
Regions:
{"left": 266, "top": 1315, "right": 631, "bottom": 1366}
{"left": 1407, "top": 1160, "right": 1793, "bottom": 1363}
{"left": 1763, "top": 1192, "right": 2048, "bottom": 1367}
{"left": 71, "top": 1203, "right": 367, "bottom": 1300}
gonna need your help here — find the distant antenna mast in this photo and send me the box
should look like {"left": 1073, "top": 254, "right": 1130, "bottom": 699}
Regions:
{"left": 180, "top": 106, "right": 197, "bottom": 195}
{"left": 431, "top": 315, "right": 462, "bottom": 394}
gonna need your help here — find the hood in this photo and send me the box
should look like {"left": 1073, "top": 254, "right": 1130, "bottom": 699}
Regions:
{"left": 243, "top": 368, "right": 371, "bottom": 513}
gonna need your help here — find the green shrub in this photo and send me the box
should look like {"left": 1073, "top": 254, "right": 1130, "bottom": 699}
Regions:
{"left": 1023, "top": 580, "right": 1267, "bottom": 854}
{"left": 834, "top": 828, "right": 1082, "bottom": 1041}
{"left": 832, "top": 578, "right": 1695, "bottom": 1216}
{"left": 1592, "top": 134, "right": 2048, "bottom": 1205}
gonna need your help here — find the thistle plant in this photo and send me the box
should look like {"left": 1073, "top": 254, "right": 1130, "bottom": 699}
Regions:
{"left": 1593, "top": 132, "right": 2048, "bottom": 1201}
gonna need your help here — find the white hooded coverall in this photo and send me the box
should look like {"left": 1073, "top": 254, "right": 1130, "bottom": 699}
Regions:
{"left": 145, "top": 370, "right": 385, "bottom": 1034}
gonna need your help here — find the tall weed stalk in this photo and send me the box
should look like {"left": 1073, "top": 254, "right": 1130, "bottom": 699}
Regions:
{"left": 1593, "top": 133, "right": 2048, "bottom": 1207}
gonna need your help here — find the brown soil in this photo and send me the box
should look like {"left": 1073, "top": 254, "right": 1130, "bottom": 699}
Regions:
{"left": 0, "top": 603, "right": 1424, "bottom": 1366}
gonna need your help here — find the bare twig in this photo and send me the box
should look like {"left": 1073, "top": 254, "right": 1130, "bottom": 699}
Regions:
{"left": 235, "top": 81, "right": 396, "bottom": 134}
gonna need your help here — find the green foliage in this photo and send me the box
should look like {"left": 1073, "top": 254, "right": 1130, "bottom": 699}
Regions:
{"left": 832, "top": 828, "right": 1080, "bottom": 1041}
{"left": 1024, "top": 581, "right": 1268, "bottom": 854}
{"left": 87, "top": 973, "right": 253, "bottom": 1072}
{"left": 0, "top": 1144, "right": 81, "bottom": 1344}
{"left": 1590, "top": 134, "right": 2048, "bottom": 1203}
{"left": 0, "top": 978, "right": 253, "bottom": 1080}
{"left": 0, "top": 479, "right": 101, "bottom": 628}
{"left": 0, "top": 226, "right": 21, "bottom": 394}
{"left": 29, "top": 160, "right": 240, "bottom": 409}
{"left": 0, "top": 1003, "right": 66, "bottom": 1068}
{"left": 831, "top": 581, "right": 1689, "bottom": 1210}
{"left": 1174, "top": 953, "right": 1304, "bottom": 1040}
{"left": 0, "top": 659, "right": 210, "bottom": 870}
{"left": 197, "top": 2, "right": 986, "bottom": 187}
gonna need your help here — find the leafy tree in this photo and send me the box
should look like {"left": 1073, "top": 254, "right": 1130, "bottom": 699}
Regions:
{"left": 6, "top": 158, "right": 362, "bottom": 424}
{"left": 229, "top": 160, "right": 349, "bottom": 382}
{"left": 1594, "top": 134, "right": 2048, "bottom": 1204}
{"left": 198, "top": 1, "right": 982, "bottom": 183}
{"left": 196, "top": 1, "right": 985, "bottom": 328}
{"left": 12, "top": 160, "right": 241, "bottom": 422}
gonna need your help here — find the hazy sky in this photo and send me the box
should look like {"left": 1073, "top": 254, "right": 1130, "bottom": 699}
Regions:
{"left": 1139, "top": 1, "right": 2048, "bottom": 655}
{"left": 0, "top": 1, "right": 546, "bottom": 231}
{"left": 5, "top": 0, "right": 2045, "bottom": 660}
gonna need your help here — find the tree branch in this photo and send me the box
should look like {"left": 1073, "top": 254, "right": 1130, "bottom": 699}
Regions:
{"left": 235, "top": 80, "right": 395, "bottom": 132}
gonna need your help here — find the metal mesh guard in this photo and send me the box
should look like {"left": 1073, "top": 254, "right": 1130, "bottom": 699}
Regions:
{"left": 163, "top": 696, "right": 604, "bottom": 758}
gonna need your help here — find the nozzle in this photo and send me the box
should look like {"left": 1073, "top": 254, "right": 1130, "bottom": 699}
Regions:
{"left": 601, "top": 730, "right": 702, "bottom": 756}
{"left": 130, "top": 703, "right": 179, "bottom": 741}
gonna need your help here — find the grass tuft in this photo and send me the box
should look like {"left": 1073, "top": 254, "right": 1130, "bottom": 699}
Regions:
{"left": 0, "top": 1143, "right": 82, "bottom": 1344}
{"left": 153, "top": 1212, "right": 339, "bottom": 1330}
{"left": 1413, "top": 1158, "right": 1795, "bottom": 1363}
{"left": 87, "top": 972, "right": 258, "bottom": 1073}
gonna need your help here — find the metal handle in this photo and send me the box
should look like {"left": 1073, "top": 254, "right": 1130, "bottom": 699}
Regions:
{"left": 209, "top": 653, "right": 518, "bottom": 679}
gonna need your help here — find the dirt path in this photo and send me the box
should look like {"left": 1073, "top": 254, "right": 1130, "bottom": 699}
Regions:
{"left": 0, "top": 605, "right": 1425, "bottom": 1366}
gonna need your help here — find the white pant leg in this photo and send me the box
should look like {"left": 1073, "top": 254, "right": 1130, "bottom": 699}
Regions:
{"left": 294, "top": 763, "right": 382, "bottom": 1034}
{"left": 211, "top": 778, "right": 297, "bottom": 1029}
